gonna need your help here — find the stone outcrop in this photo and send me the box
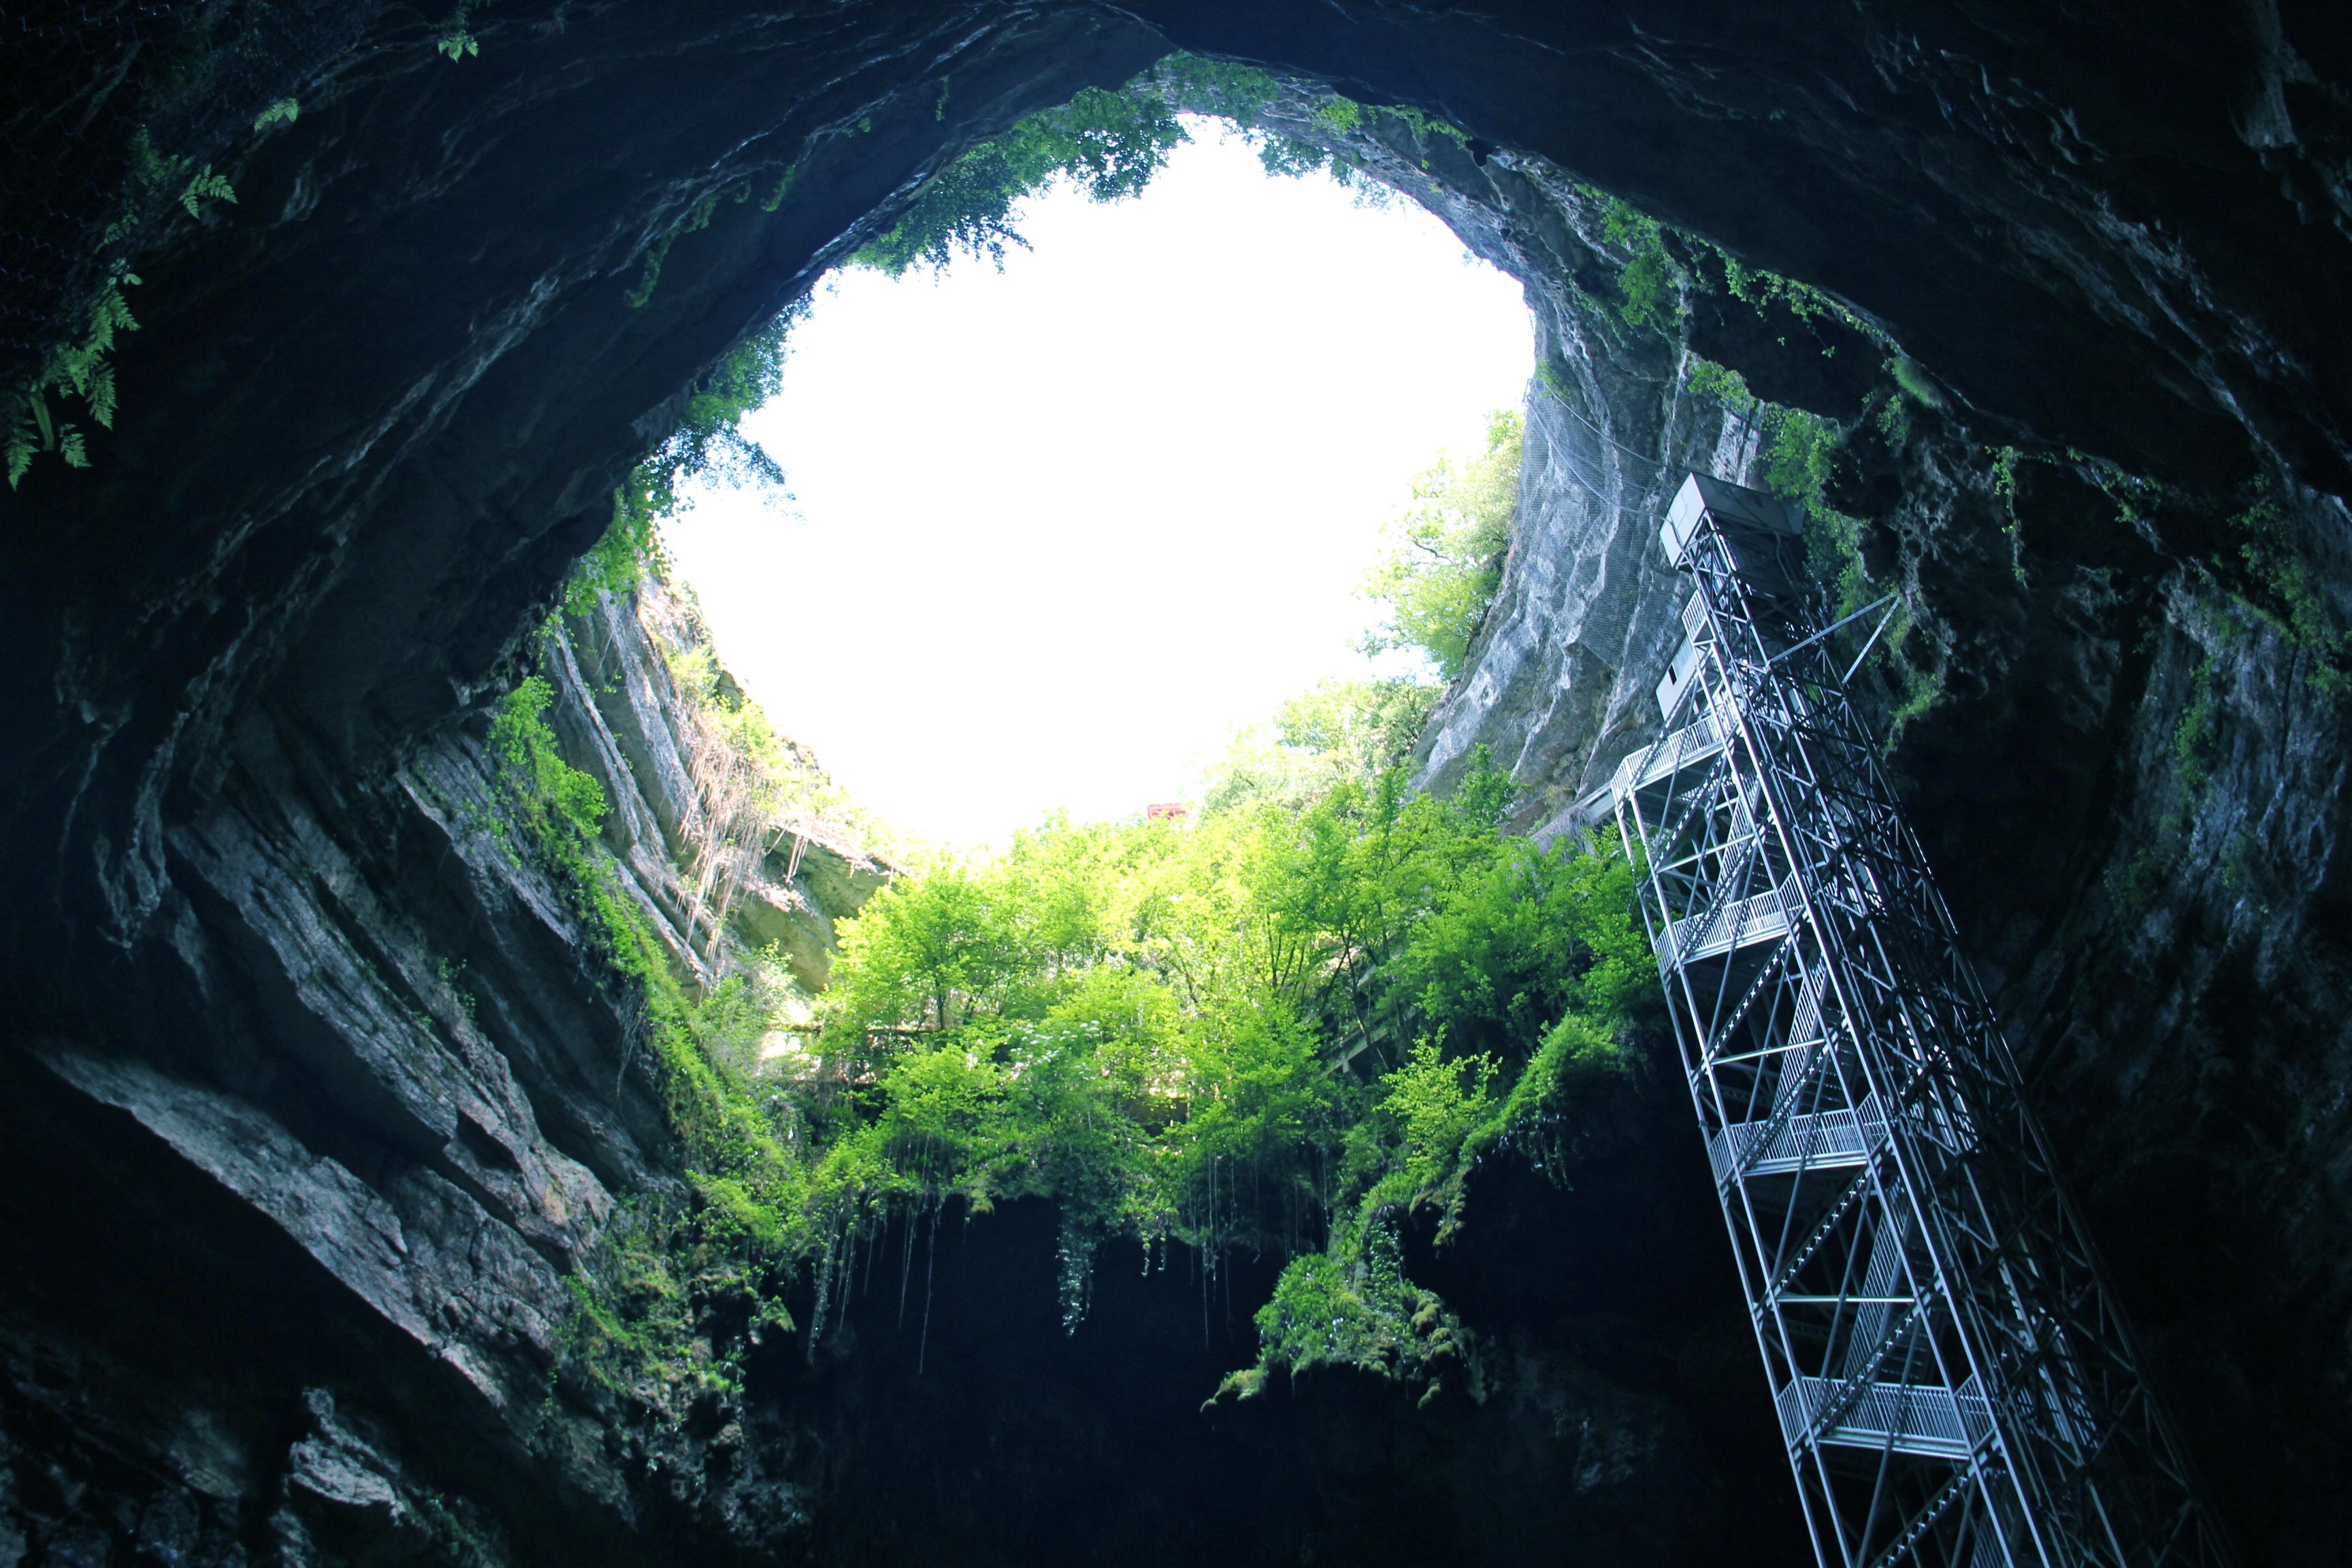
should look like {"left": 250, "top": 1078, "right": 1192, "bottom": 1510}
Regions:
{"left": 551, "top": 583, "right": 887, "bottom": 996}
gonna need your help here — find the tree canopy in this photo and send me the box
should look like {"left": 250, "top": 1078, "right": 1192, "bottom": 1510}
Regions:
{"left": 497, "top": 619, "right": 1648, "bottom": 1414}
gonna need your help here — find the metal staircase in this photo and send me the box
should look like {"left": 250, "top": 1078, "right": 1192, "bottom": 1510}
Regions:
{"left": 1602, "top": 474, "right": 2229, "bottom": 1568}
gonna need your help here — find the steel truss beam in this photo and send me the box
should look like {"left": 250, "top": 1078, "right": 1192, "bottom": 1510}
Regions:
{"left": 1604, "top": 476, "right": 2229, "bottom": 1568}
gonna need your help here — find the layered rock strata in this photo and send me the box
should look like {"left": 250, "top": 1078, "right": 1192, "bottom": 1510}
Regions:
{"left": 1, "top": 2, "right": 2348, "bottom": 1563}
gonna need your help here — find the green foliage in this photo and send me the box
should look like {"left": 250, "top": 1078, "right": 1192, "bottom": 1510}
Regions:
{"left": 1676, "top": 358, "right": 1947, "bottom": 745}
{"left": 178, "top": 165, "right": 237, "bottom": 218}
{"left": 1990, "top": 446, "right": 2023, "bottom": 501}
{"left": 7, "top": 270, "right": 140, "bottom": 487}
{"left": 118, "top": 129, "right": 236, "bottom": 225}
{"left": 1360, "top": 410, "right": 1525, "bottom": 679}
{"left": 1755, "top": 405, "right": 1944, "bottom": 740}
{"left": 821, "top": 740, "right": 1641, "bottom": 1375}
{"left": 2107, "top": 647, "right": 2226, "bottom": 912}
{"left": 1234, "top": 1004, "right": 1629, "bottom": 1401}
{"left": 10, "top": 50, "right": 296, "bottom": 485}
{"left": 1990, "top": 446, "right": 2031, "bottom": 584}
{"left": 1759, "top": 406, "right": 1838, "bottom": 507}
{"left": 1683, "top": 357, "right": 1755, "bottom": 414}
{"left": 2167, "top": 656, "right": 2219, "bottom": 833}
{"left": 490, "top": 677, "right": 611, "bottom": 859}
{"left": 1375, "top": 1040, "right": 1499, "bottom": 1203}
{"left": 1597, "top": 196, "right": 1674, "bottom": 329}
{"left": 564, "top": 506, "right": 662, "bottom": 615}
{"left": 857, "top": 55, "right": 1408, "bottom": 278}
{"left": 626, "top": 193, "right": 720, "bottom": 308}
{"left": 1312, "top": 97, "right": 1365, "bottom": 135}
{"left": 1756, "top": 404, "right": 1871, "bottom": 612}
{"left": 1235, "top": 1219, "right": 1475, "bottom": 1400}
{"left": 1374, "top": 104, "right": 1472, "bottom": 148}
{"left": 2230, "top": 494, "right": 2350, "bottom": 696}
{"left": 2075, "top": 453, "right": 2169, "bottom": 527}
{"left": 436, "top": 1, "right": 483, "bottom": 60}
{"left": 1134, "top": 54, "right": 1388, "bottom": 189}
{"left": 3, "top": 122, "right": 221, "bottom": 483}
{"left": 855, "top": 86, "right": 1187, "bottom": 275}
{"left": 1884, "top": 668, "right": 1945, "bottom": 745}
{"left": 491, "top": 672, "right": 816, "bottom": 1405}
{"left": 1886, "top": 355, "right": 1939, "bottom": 407}
{"left": 495, "top": 61, "right": 1705, "bottom": 1416}
{"left": 496, "top": 614, "right": 1648, "bottom": 1407}
{"left": 559, "top": 296, "right": 804, "bottom": 626}
{"left": 1149, "top": 56, "right": 1283, "bottom": 122}
{"left": 604, "top": 307, "right": 800, "bottom": 568}
{"left": 1281, "top": 678, "right": 1438, "bottom": 782}
{"left": 1872, "top": 389, "right": 1912, "bottom": 448}
{"left": 1570, "top": 184, "right": 1888, "bottom": 356}
{"left": 1718, "top": 250, "right": 1861, "bottom": 333}
{"left": 653, "top": 608, "right": 881, "bottom": 840}
{"left": 1194, "top": 679, "right": 1443, "bottom": 819}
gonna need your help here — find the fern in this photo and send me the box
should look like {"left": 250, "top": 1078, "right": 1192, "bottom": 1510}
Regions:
{"left": 179, "top": 165, "right": 237, "bottom": 218}
{"left": 5, "top": 411, "right": 37, "bottom": 488}
{"left": 7, "top": 270, "right": 140, "bottom": 488}
{"left": 252, "top": 97, "right": 300, "bottom": 131}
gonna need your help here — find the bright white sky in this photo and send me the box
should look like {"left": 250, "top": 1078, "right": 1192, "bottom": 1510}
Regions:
{"left": 665, "top": 124, "right": 1532, "bottom": 849}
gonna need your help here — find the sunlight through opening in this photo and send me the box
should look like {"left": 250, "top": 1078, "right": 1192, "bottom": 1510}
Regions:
{"left": 662, "top": 122, "right": 1532, "bottom": 848}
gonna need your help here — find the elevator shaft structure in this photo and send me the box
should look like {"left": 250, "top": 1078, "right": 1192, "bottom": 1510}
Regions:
{"left": 1604, "top": 476, "right": 2224, "bottom": 1568}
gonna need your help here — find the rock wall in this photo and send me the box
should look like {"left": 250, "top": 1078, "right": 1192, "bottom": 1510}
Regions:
{"left": 551, "top": 583, "right": 887, "bottom": 996}
{"left": 1386, "top": 136, "right": 2352, "bottom": 1568}
{"left": 1241, "top": 74, "right": 2352, "bottom": 1561}
{"left": 0, "top": 589, "right": 881, "bottom": 1567}
{"left": 2, "top": 2, "right": 2349, "bottom": 1564}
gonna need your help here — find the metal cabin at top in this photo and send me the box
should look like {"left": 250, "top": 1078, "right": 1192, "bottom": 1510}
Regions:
{"left": 1603, "top": 474, "right": 2227, "bottom": 1568}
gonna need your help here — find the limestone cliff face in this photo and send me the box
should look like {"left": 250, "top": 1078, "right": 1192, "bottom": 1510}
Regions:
{"left": 2, "top": 2, "right": 2349, "bottom": 1565}
{"left": 549, "top": 583, "right": 887, "bottom": 998}
{"left": 1360, "top": 114, "right": 2352, "bottom": 1567}
{"left": 0, "top": 589, "right": 881, "bottom": 1567}
{"left": 1222, "top": 87, "right": 1880, "bottom": 837}
{"left": 1239, "top": 74, "right": 2352, "bottom": 1558}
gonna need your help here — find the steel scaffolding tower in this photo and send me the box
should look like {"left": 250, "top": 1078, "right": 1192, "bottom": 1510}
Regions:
{"left": 1601, "top": 475, "right": 2227, "bottom": 1568}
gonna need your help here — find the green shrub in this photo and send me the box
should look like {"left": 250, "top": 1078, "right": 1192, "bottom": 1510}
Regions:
{"left": 499, "top": 621, "right": 1647, "bottom": 1405}
{"left": 1597, "top": 196, "right": 1673, "bottom": 328}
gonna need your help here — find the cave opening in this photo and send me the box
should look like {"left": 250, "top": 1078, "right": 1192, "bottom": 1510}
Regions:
{"left": 4, "top": 6, "right": 2349, "bottom": 1567}
{"left": 655, "top": 104, "right": 1533, "bottom": 847}
{"left": 497, "top": 78, "right": 1784, "bottom": 1566}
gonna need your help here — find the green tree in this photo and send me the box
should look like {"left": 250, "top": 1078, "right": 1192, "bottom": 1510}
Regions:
{"left": 1361, "top": 410, "right": 1525, "bottom": 679}
{"left": 497, "top": 634, "right": 1647, "bottom": 1406}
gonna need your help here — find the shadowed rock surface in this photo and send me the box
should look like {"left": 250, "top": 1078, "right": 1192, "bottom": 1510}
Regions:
{"left": 2, "top": 2, "right": 2349, "bottom": 1563}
